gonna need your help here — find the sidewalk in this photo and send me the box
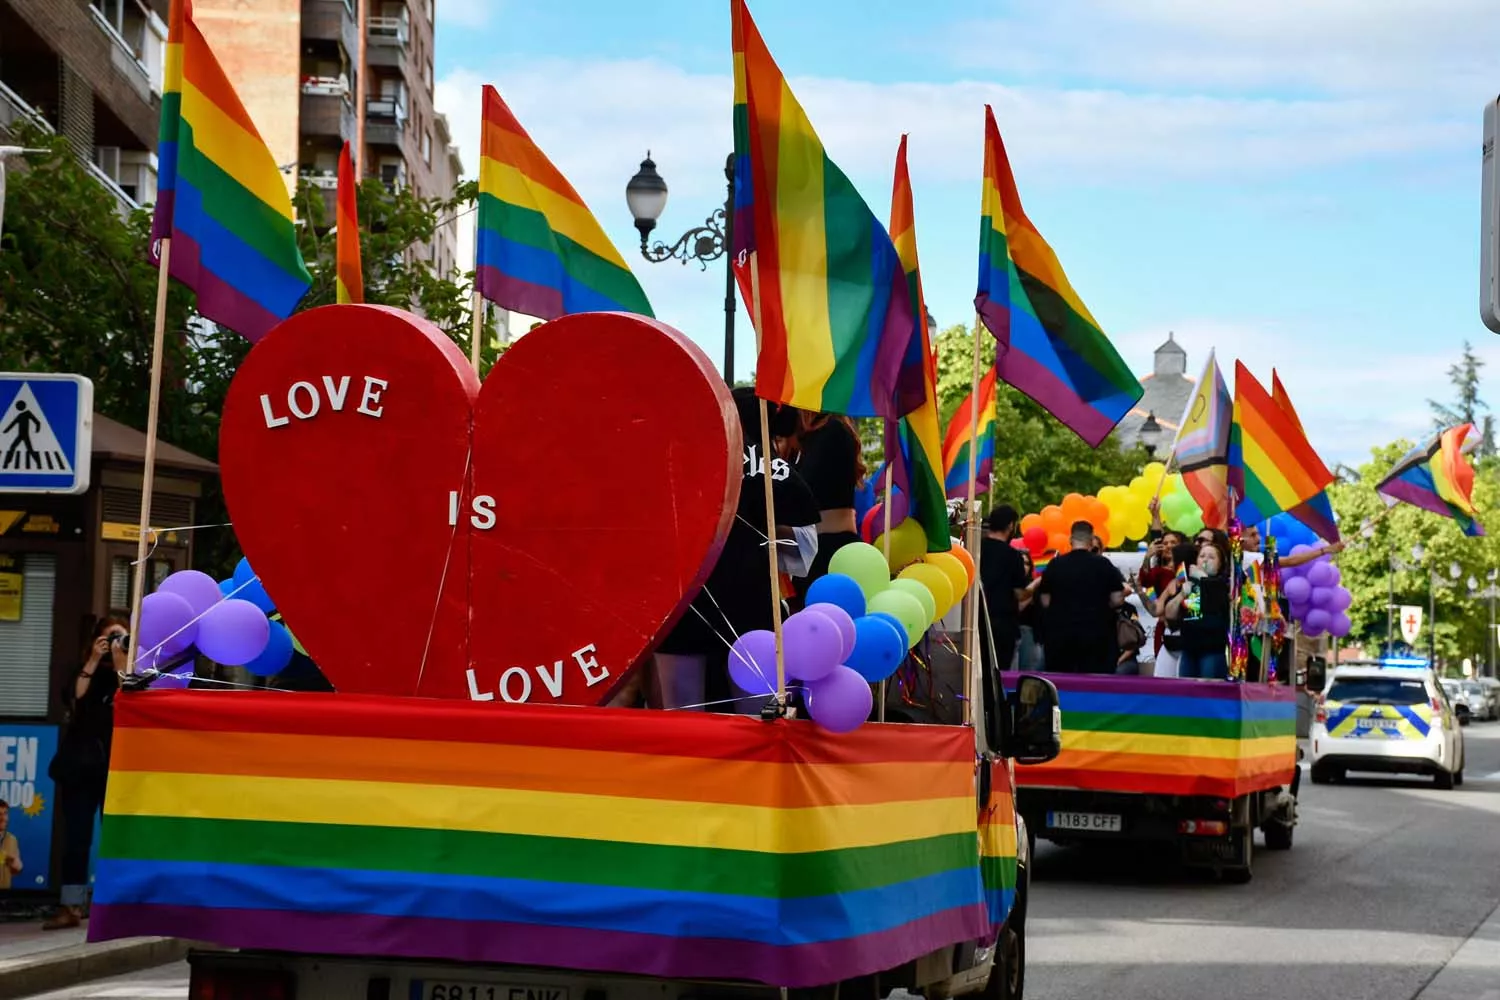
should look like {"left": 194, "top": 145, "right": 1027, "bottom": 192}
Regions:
{"left": 0, "top": 920, "right": 188, "bottom": 1000}
{"left": 1416, "top": 900, "right": 1500, "bottom": 999}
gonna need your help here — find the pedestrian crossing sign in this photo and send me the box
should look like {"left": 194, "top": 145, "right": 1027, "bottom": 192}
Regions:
{"left": 0, "top": 373, "right": 93, "bottom": 495}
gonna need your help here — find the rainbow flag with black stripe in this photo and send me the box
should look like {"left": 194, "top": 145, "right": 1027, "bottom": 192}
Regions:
{"left": 974, "top": 106, "right": 1140, "bottom": 447}
{"left": 475, "top": 85, "right": 651, "bottom": 319}
{"left": 334, "top": 140, "right": 362, "bottom": 304}
{"left": 942, "top": 366, "right": 997, "bottom": 499}
{"left": 731, "top": 0, "right": 921, "bottom": 419}
{"left": 1377, "top": 423, "right": 1485, "bottom": 537}
{"left": 152, "top": 0, "right": 311, "bottom": 341}
{"left": 90, "top": 692, "right": 998, "bottom": 988}
{"left": 886, "top": 136, "right": 949, "bottom": 551}
{"left": 1228, "top": 362, "right": 1334, "bottom": 526}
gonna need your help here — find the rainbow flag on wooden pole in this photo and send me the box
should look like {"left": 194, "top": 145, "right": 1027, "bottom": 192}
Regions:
{"left": 731, "top": 0, "right": 921, "bottom": 419}
{"left": 942, "top": 367, "right": 998, "bottom": 500}
{"left": 131, "top": 0, "right": 312, "bottom": 670}
{"left": 974, "top": 107, "right": 1140, "bottom": 447}
{"left": 1377, "top": 424, "right": 1485, "bottom": 536}
{"left": 886, "top": 136, "right": 949, "bottom": 552}
{"left": 1269, "top": 371, "right": 1338, "bottom": 541}
{"left": 1228, "top": 362, "right": 1334, "bottom": 526}
{"left": 335, "top": 140, "right": 363, "bottom": 304}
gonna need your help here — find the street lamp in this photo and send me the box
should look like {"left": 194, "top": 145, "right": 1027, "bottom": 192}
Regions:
{"left": 626, "top": 152, "right": 737, "bottom": 383}
{"left": 0, "top": 146, "right": 48, "bottom": 245}
{"left": 1138, "top": 411, "right": 1162, "bottom": 459}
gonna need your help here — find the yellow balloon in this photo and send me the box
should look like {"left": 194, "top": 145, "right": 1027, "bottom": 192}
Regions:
{"left": 923, "top": 551, "right": 971, "bottom": 609}
{"left": 1141, "top": 461, "right": 1167, "bottom": 483}
{"left": 874, "top": 517, "right": 926, "bottom": 571}
{"left": 901, "top": 562, "right": 958, "bottom": 618}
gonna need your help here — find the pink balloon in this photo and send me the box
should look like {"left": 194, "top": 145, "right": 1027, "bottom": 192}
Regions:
{"left": 805, "top": 665, "right": 874, "bottom": 733}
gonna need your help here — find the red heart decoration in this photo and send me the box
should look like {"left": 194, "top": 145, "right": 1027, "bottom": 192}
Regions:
{"left": 219, "top": 305, "right": 741, "bottom": 705}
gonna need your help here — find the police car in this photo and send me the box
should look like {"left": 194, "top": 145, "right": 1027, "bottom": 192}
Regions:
{"left": 1309, "top": 661, "right": 1465, "bottom": 789}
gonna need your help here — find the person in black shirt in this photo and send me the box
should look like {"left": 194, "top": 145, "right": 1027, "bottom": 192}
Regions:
{"left": 980, "top": 505, "right": 1032, "bottom": 673}
{"left": 788, "top": 410, "right": 865, "bottom": 602}
{"left": 44, "top": 618, "right": 126, "bottom": 929}
{"left": 1038, "top": 521, "right": 1125, "bottom": 673}
{"left": 1165, "top": 537, "right": 1232, "bottom": 680}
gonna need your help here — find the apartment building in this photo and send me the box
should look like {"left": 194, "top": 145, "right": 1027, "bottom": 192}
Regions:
{"left": 0, "top": 0, "right": 168, "bottom": 216}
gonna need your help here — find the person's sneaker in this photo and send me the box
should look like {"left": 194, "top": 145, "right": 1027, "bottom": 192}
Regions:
{"left": 41, "top": 906, "right": 81, "bottom": 931}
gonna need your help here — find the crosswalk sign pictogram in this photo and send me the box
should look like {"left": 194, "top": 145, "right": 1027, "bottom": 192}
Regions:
{"left": 0, "top": 374, "right": 93, "bottom": 495}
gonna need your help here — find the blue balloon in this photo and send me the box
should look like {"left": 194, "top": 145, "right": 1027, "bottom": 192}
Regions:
{"left": 806, "top": 573, "right": 866, "bottom": 619}
{"left": 218, "top": 578, "right": 236, "bottom": 598}
{"left": 243, "top": 621, "right": 294, "bottom": 677}
{"left": 228, "top": 558, "right": 275, "bottom": 613}
{"left": 232, "top": 557, "right": 256, "bottom": 586}
{"left": 868, "top": 611, "right": 911, "bottom": 651}
{"left": 846, "top": 615, "right": 908, "bottom": 682}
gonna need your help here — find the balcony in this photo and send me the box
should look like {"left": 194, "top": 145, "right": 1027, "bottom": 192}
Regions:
{"left": 366, "top": 13, "right": 410, "bottom": 68}
{"left": 365, "top": 96, "right": 409, "bottom": 153}
{"left": 0, "top": 80, "right": 51, "bottom": 136}
{"left": 301, "top": 0, "right": 359, "bottom": 57}
{"left": 85, "top": 158, "right": 140, "bottom": 219}
{"left": 299, "top": 88, "right": 355, "bottom": 142}
{"left": 88, "top": 2, "right": 154, "bottom": 103}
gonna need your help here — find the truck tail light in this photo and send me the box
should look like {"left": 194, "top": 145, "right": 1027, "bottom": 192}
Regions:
{"left": 1179, "top": 819, "right": 1229, "bottom": 837}
{"left": 190, "top": 969, "right": 295, "bottom": 1000}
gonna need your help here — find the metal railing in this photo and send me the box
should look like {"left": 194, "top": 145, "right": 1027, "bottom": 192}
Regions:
{"left": 0, "top": 81, "right": 53, "bottom": 135}
{"left": 368, "top": 14, "right": 410, "bottom": 47}
{"left": 88, "top": 4, "right": 152, "bottom": 94}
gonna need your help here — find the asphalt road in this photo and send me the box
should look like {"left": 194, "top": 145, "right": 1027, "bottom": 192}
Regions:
{"left": 1028, "top": 721, "right": 1500, "bottom": 1000}
{"left": 29, "top": 726, "right": 1500, "bottom": 1000}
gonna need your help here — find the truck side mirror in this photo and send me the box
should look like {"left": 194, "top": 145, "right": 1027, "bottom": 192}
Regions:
{"left": 1306, "top": 656, "right": 1327, "bottom": 693}
{"left": 1003, "top": 674, "right": 1061, "bottom": 765}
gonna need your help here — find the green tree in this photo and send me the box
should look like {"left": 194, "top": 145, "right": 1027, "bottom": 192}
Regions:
{"left": 1428, "top": 340, "right": 1495, "bottom": 457}
{"left": 0, "top": 124, "right": 491, "bottom": 576}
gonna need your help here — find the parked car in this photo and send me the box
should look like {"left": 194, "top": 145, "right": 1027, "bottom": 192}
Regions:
{"left": 1441, "top": 679, "right": 1475, "bottom": 725}
{"left": 1463, "top": 679, "right": 1498, "bottom": 721}
{"left": 1476, "top": 677, "right": 1500, "bottom": 719}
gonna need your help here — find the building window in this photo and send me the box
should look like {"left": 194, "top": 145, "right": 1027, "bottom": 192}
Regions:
{"left": 424, "top": 58, "right": 433, "bottom": 92}
{"left": 422, "top": 130, "right": 432, "bottom": 166}
{"left": 0, "top": 553, "right": 55, "bottom": 717}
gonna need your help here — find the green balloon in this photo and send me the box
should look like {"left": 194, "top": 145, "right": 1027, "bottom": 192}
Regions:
{"left": 829, "top": 542, "right": 892, "bottom": 599}
{"left": 889, "top": 578, "right": 937, "bottom": 628}
{"left": 868, "top": 589, "right": 928, "bottom": 648}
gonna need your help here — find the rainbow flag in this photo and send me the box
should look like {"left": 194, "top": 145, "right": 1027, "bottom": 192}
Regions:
{"left": 978, "top": 761, "right": 1018, "bottom": 927}
{"left": 1172, "top": 350, "right": 1231, "bottom": 529}
{"left": 1377, "top": 423, "right": 1485, "bottom": 537}
{"left": 91, "top": 692, "right": 998, "bottom": 988}
{"left": 974, "top": 106, "right": 1141, "bottom": 447}
{"left": 1004, "top": 673, "right": 1297, "bottom": 798}
{"left": 731, "top": 0, "right": 920, "bottom": 419}
{"left": 151, "top": 0, "right": 310, "bottom": 341}
{"left": 334, "top": 140, "right": 362, "bottom": 304}
{"left": 885, "top": 137, "right": 948, "bottom": 551}
{"left": 1228, "top": 362, "right": 1334, "bottom": 527}
{"left": 1269, "top": 372, "right": 1338, "bottom": 542}
{"left": 942, "top": 366, "right": 998, "bottom": 500}
{"left": 476, "top": 85, "right": 651, "bottom": 319}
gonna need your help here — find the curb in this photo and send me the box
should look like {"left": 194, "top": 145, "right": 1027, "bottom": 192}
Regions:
{"left": 0, "top": 937, "right": 190, "bottom": 1000}
{"left": 1416, "top": 900, "right": 1500, "bottom": 999}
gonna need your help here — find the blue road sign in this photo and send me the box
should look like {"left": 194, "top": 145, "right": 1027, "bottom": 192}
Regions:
{"left": 0, "top": 373, "right": 93, "bottom": 495}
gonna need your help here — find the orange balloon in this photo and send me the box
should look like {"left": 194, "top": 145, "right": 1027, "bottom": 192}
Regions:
{"left": 1047, "top": 531, "right": 1070, "bottom": 554}
{"left": 1087, "top": 497, "right": 1111, "bottom": 527}
{"left": 1094, "top": 522, "right": 1112, "bottom": 548}
{"left": 1040, "top": 504, "right": 1066, "bottom": 534}
{"left": 1020, "top": 512, "right": 1044, "bottom": 535}
{"left": 1060, "top": 492, "right": 1090, "bottom": 522}
{"left": 948, "top": 542, "right": 977, "bottom": 586}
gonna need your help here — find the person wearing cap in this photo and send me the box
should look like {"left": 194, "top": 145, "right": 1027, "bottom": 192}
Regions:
{"left": 980, "top": 505, "right": 1035, "bottom": 674}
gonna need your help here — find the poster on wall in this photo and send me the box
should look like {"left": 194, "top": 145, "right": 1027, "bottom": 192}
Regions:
{"left": 0, "top": 724, "right": 58, "bottom": 890}
{"left": 0, "top": 552, "right": 21, "bottom": 622}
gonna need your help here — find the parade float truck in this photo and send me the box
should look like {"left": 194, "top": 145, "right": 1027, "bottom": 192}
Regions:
{"left": 1003, "top": 671, "right": 1299, "bottom": 884}
{"left": 88, "top": 308, "right": 1063, "bottom": 1000}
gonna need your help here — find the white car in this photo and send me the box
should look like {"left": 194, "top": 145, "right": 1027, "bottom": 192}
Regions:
{"left": 1310, "top": 665, "right": 1465, "bottom": 789}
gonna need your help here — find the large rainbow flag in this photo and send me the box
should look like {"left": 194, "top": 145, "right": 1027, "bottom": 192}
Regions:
{"left": 974, "top": 106, "right": 1141, "bottom": 447}
{"left": 1172, "top": 350, "right": 1231, "bottom": 529}
{"left": 91, "top": 692, "right": 1000, "bottom": 988}
{"left": 1228, "top": 362, "right": 1333, "bottom": 527}
{"left": 334, "top": 140, "right": 362, "bottom": 304}
{"left": 886, "top": 136, "right": 949, "bottom": 551}
{"left": 1004, "top": 674, "right": 1297, "bottom": 798}
{"left": 1377, "top": 423, "right": 1485, "bottom": 537}
{"left": 475, "top": 85, "right": 652, "bottom": 319}
{"left": 1269, "top": 372, "right": 1339, "bottom": 542}
{"left": 731, "top": 0, "right": 921, "bottom": 419}
{"left": 152, "top": 0, "right": 311, "bottom": 341}
{"left": 943, "top": 366, "right": 998, "bottom": 500}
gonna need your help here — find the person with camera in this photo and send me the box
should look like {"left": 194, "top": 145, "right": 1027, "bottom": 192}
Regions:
{"left": 43, "top": 618, "right": 127, "bottom": 930}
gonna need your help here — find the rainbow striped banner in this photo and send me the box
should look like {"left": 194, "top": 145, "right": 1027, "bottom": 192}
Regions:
{"left": 1377, "top": 422, "right": 1485, "bottom": 537}
{"left": 1003, "top": 674, "right": 1296, "bottom": 798}
{"left": 152, "top": 0, "right": 311, "bottom": 341}
{"left": 334, "top": 140, "right": 362, "bottom": 304}
{"left": 1229, "top": 362, "right": 1334, "bottom": 527}
{"left": 942, "top": 367, "right": 997, "bottom": 500}
{"left": 90, "top": 693, "right": 999, "bottom": 987}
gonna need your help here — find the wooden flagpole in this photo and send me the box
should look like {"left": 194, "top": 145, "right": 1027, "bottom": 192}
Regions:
{"left": 125, "top": 238, "right": 173, "bottom": 673}
{"left": 354, "top": 0, "right": 367, "bottom": 179}
{"left": 470, "top": 291, "right": 484, "bottom": 372}
{"left": 962, "top": 319, "right": 984, "bottom": 725}
{"left": 747, "top": 254, "right": 786, "bottom": 707}
{"left": 878, "top": 444, "right": 894, "bottom": 722}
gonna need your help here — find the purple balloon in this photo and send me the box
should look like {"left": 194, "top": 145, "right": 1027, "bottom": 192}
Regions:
{"left": 1307, "top": 561, "right": 1337, "bottom": 588}
{"left": 1328, "top": 612, "right": 1352, "bottom": 638}
{"left": 1302, "top": 622, "right": 1327, "bottom": 638}
{"left": 156, "top": 570, "right": 223, "bottom": 617}
{"left": 1309, "top": 586, "right": 1336, "bottom": 610}
{"left": 138, "top": 591, "right": 198, "bottom": 660}
{"left": 1327, "top": 565, "right": 1342, "bottom": 586}
{"left": 805, "top": 603, "right": 856, "bottom": 662}
{"left": 1303, "top": 608, "right": 1331, "bottom": 634}
{"left": 805, "top": 665, "right": 874, "bottom": 733}
{"left": 728, "top": 629, "right": 778, "bottom": 695}
{"left": 1283, "top": 576, "right": 1311, "bottom": 604}
{"left": 1329, "top": 587, "right": 1353, "bottom": 612}
{"left": 195, "top": 598, "right": 271, "bottom": 666}
{"left": 783, "top": 608, "right": 844, "bottom": 683}
{"left": 1288, "top": 544, "right": 1316, "bottom": 559}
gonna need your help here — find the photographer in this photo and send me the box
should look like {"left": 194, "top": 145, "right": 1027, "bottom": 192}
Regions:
{"left": 42, "top": 618, "right": 126, "bottom": 930}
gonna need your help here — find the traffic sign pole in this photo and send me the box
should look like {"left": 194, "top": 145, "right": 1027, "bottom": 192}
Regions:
{"left": 126, "top": 237, "right": 173, "bottom": 674}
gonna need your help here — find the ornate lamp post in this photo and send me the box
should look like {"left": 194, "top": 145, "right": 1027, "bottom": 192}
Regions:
{"left": 1138, "top": 411, "right": 1163, "bottom": 459}
{"left": 626, "top": 152, "right": 737, "bottom": 383}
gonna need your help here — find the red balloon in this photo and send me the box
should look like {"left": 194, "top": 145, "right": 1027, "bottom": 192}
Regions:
{"left": 1022, "top": 525, "right": 1048, "bottom": 554}
{"left": 860, "top": 504, "right": 882, "bottom": 543}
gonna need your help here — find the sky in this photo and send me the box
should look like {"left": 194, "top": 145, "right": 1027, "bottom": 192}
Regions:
{"left": 430, "top": 0, "right": 1500, "bottom": 466}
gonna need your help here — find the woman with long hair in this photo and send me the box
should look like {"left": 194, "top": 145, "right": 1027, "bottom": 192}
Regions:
{"left": 787, "top": 409, "right": 866, "bottom": 601}
{"left": 44, "top": 617, "right": 127, "bottom": 929}
{"left": 1165, "top": 537, "right": 1233, "bottom": 681}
